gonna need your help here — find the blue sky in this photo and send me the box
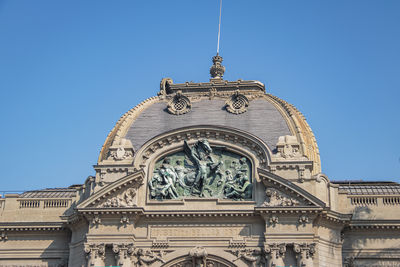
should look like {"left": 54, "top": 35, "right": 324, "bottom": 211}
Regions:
{"left": 0, "top": 0, "right": 399, "bottom": 191}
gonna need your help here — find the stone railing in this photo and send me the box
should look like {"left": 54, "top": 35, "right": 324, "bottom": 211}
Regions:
{"left": 19, "top": 199, "right": 72, "bottom": 209}
{"left": 350, "top": 197, "right": 378, "bottom": 206}
{"left": 349, "top": 196, "right": 400, "bottom": 206}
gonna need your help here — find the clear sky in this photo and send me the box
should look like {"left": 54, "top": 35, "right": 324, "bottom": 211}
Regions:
{"left": 0, "top": 0, "right": 399, "bottom": 191}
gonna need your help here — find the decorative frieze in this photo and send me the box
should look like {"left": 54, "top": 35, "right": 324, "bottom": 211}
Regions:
{"left": 100, "top": 187, "right": 137, "bottom": 208}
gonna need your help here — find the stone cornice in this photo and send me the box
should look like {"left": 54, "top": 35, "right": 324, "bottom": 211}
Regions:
{"left": 0, "top": 222, "right": 66, "bottom": 231}
{"left": 346, "top": 220, "right": 400, "bottom": 229}
{"left": 258, "top": 168, "right": 326, "bottom": 208}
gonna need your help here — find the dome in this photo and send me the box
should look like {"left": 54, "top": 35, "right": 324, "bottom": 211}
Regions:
{"left": 98, "top": 77, "right": 321, "bottom": 175}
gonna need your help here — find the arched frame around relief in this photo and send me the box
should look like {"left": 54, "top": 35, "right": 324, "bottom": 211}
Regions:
{"left": 163, "top": 254, "right": 238, "bottom": 267}
{"left": 132, "top": 125, "right": 272, "bottom": 204}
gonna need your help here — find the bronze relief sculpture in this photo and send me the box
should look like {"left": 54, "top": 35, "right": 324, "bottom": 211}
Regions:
{"left": 148, "top": 139, "right": 252, "bottom": 200}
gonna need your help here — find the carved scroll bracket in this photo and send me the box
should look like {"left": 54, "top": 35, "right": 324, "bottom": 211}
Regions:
{"left": 0, "top": 230, "right": 7, "bottom": 242}
{"left": 293, "top": 243, "right": 316, "bottom": 266}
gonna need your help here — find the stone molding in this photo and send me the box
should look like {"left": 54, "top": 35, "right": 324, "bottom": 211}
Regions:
{"left": 77, "top": 169, "right": 145, "bottom": 209}
{"left": 266, "top": 94, "right": 321, "bottom": 175}
{"left": 133, "top": 125, "right": 272, "bottom": 172}
{"left": 258, "top": 168, "right": 326, "bottom": 208}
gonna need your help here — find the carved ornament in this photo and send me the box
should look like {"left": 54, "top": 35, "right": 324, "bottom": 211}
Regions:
{"left": 269, "top": 215, "right": 279, "bottom": 226}
{"left": 225, "top": 91, "right": 249, "bottom": 114}
{"left": 298, "top": 215, "right": 309, "bottom": 226}
{"left": 228, "top": 248, "right": 266, "bottom": 266}
{"left": 100, "top": 187, "right": 137, "bottom": 208}
{"left": 84, "top": 243, "right": 105, "bottom": 261}
{"left": 133, "top": 248, "right": 166, "bottom": 266}
{"left": 113, "top": 243, "right": 134, "bottom": 266}
{"left": 293, "top": 243, "right": 316, "bottom": 262}
{"left": 167, "top": 91, "right": 192, "bottom": 115}
{"left": 263, "top": 188, "right": 300, "bottom": 207}
{"left": 210, "top": 54, "right": 225, "bottom": 79}
{"left": 107, "top": 138, "right": 135, "bottom": 161}
{"left": 189, "top": 246, "right": 208, "bottom": 267}
{"left": 264, "top": 243, "right": 286, "bottom": 259}
{"left": 0, "top": 231, "right": 7, "bottom": 241}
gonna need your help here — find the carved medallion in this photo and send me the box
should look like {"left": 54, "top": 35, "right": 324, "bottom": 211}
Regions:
{"left": 225, "top": 91, "right": 249, "bottom": 114}
{"left": 148, "top": 139, "right": 252, "bottom": 200}
{"left": 167, "top": 91, "right": 191, "bottom": 115}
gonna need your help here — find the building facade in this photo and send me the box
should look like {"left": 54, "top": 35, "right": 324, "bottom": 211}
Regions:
{"left": 1, "top": 56, "right": 400, "bottom": 267}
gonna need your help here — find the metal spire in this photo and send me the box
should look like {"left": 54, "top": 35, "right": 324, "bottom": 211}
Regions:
{"left": 210, "top": 0, "right": 225, "bottom": 79}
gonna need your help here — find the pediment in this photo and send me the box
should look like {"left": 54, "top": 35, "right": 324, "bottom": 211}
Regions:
{"left": 257, "top": 168, "right": 325, "bottom": 209}
{"left": 77, "top": 170, "right": 145, "bottom": 210}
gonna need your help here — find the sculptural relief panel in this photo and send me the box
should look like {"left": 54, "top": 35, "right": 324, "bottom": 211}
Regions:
{"left": 148, "top": 139, "right": 253, "bottom": 201}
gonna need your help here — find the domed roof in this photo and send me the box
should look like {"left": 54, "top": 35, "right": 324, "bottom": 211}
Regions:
{"left": 98, "top": 78, "right": 321, "bottom": 174}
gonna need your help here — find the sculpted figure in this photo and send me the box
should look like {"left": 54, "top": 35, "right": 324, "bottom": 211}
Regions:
{"left": 148, "top": 173, "right": 175, "bottom": 199}
{"left": 233, "top": 248, "right": 266, "bottom": 267}
{"left": 133, "top": 248, "right": 165, "bottom": 266}
{"left": 225, "top": 173, "right": 252, "bottom": 200}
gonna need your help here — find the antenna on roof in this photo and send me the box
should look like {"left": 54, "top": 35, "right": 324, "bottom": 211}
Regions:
{"left": 216, "top": 0, "right": 222, "bottom": 55}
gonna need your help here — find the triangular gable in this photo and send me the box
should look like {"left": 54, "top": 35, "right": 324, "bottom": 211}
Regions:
{"left": 257, "top": 168, "right": 326, "bottom": 209}
{"left": 77, "top": 169, "right": 145, "bottom": 209}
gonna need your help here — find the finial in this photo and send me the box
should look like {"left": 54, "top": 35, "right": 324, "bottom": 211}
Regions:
{"left": 210, "top": 53, "right": 225, "bottom": 79}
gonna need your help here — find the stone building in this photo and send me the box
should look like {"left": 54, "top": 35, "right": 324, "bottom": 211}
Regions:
{"left": 1, "top": 55, "right": 400, "bottom": 267}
